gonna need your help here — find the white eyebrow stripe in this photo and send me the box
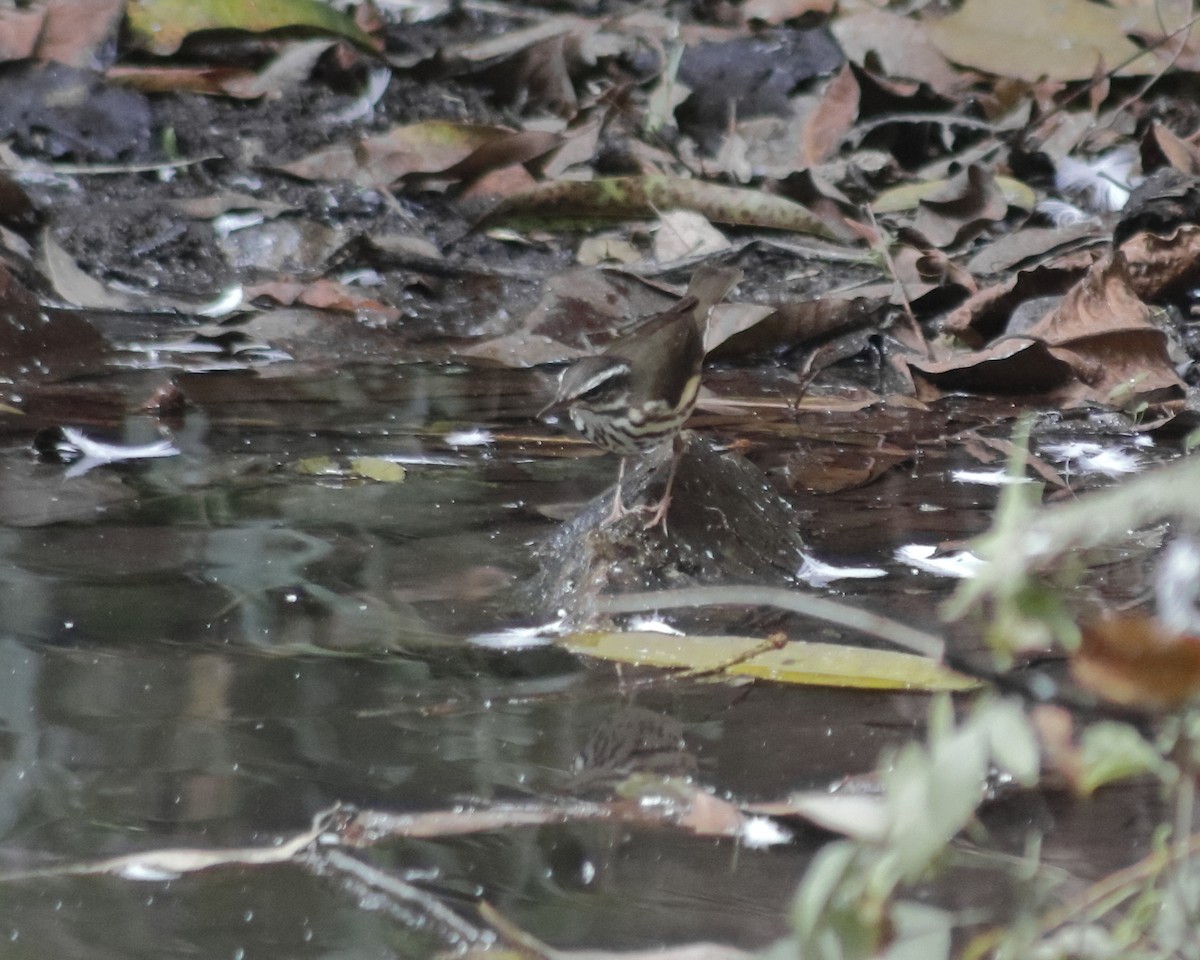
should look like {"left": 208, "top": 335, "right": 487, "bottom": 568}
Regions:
{"left": 574, "top": 363, "right": 630, "bottom": 395}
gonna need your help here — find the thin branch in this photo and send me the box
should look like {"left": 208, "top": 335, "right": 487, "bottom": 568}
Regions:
{"left": 596, "top": 586, "right": 945, "bottom": 660}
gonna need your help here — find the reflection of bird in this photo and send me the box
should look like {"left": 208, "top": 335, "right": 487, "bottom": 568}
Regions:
{"left": 567, "top": 707, "right": 696, "bottom": 795}
{"left": 543, "top": 265, "right": 742, "bottom": 527}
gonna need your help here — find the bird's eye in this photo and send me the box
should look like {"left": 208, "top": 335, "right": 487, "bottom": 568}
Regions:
{"left": 569, "top": 365, "right": 628, "bottom": 403}
{"left": 576, "top": 379, "right": 619, "bottom": 402}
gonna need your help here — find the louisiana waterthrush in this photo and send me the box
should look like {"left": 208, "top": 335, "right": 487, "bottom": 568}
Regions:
{"left": 543, "top": 264, "right": 742, "bottom": 527}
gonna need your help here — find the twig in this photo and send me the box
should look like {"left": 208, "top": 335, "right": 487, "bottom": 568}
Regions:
{"left": 595, "top": 585, "right": 945, "bottom": 660}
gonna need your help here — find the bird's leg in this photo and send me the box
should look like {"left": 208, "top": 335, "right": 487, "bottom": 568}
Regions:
{"left": 642, "top": 437, "right": 683, "bottom": 531}
{"left": 604, "top": 457, "right": 632, "bottom": 524}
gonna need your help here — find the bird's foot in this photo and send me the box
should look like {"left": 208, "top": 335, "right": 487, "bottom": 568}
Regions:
{"left": 604, "top": 494, "right": 637, "bottom": 525}
{"left": 639, "top": 494, "right": 671, "bottom": 532}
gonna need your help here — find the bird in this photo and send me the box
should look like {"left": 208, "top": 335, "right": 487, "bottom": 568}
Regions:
{"left": 542, "top": 264, "right": 742, "bottom": 528}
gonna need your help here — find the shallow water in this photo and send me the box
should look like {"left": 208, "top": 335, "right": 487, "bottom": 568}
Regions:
{"left": 0, "top": 361, "right": 1169, "bottom": 957}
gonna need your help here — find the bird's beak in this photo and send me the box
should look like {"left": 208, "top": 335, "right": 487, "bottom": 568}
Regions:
{"left": 538, "top": 395, "right": 565, "bottom": 420}
{"left": 538, "top": 368, "right": 569, "bottom": 420}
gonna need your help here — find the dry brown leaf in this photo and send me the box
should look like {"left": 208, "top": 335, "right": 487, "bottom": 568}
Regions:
{"left": 244, "top": 279, "right": 401, "bottom": 321}
{"left": 1119, "top": 224, "right": 1200, "bottom": 296}
{"left": 653, "top": 209, "right": 730, "bottom": 262}
{"left": 802, "top": 64, "right": 860, "bottom": 167}
{"left": 833, "top": 10, "right": 964, "bottom": 96}
{"left": 942, "top": 256, "right": 1095, "bottom": 346}
{"left": 926, "top": 0, "right": 1161, "bottom": 81}
{"left": 1026, "top": 251, "right": 1186, "bottom": 406}
{"left": 1143, "top": 122, "right": 1200, "bottom": 177}
{"left": 107, "top": 64, "right": 259, "bottom": 96}
{"left": 911, "top": 165, "right": 1009, "bottom": 248}
{"left": 909, "top": 338, "right": 1074, "bottom": 399}
{"left": 784, "top": 441, "right": 912, "bottom": 494}
{"left": 743, "top": 0, "right": 834, "bottom": 24}
{"left": 279, "top": 121, "right": 510, "bottom": 188}
{"left": 707, "top": 297, "right": 879, "bottom": 358}
{"left": 441, "top": 15, "right": 590, "bottom": 64}
{"left": 1074, "top": 615, "right": 1200, "bottom": 711}
{"left": 917, "top": 241, "right": 1187, "bottom": 414}
{"left": 426, "top": 128, "right": 560, "bottom": 180}
{"left": 0, "top": 5, "right": 44, "bottom": 61}
{"left": 965, "top": 224, "right": 1107, "bottom": 276}
{"left": 35, "top": 0, "right": 123, "bottom": 68}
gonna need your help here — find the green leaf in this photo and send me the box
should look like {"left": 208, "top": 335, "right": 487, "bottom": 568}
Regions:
{"left": 560, "top": 631, "right": 977, "bottom": 692}
{"left": 1078, "top": 722, "right": 1171, "bottom": 794}
{"left": 294, "top": 455, "right": 338, "bottom": 476}
{"left": 348, "top": 457, "right": 407, "bottom": 483}
{"left": 980, "top": 698, "right": 1041, "bottom": 785}
{"left": 293, "top": 456, "right": 406, "bottom": 482}
{"left": 873, "top": 174, "right": 1035, "bottom": 214}
{"left": 126, "top": 0, "right": 379, "bottom": 56}
{"left": 792, "top": 841, "right": 881, "bottom": 960}
{"left": 882, "top": 903, "right": 953, "bottom": 960}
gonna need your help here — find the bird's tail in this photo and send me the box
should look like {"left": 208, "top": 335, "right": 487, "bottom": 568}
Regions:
{"left": 684, "top": 265, "right": 742, "bottom": 331}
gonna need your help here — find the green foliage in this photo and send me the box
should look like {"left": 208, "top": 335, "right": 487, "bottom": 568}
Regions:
{"left": 788, "top": 696, "right": 1039, "bottom": 960}
{"left": 1077, "top": 723, "right": 1171, "bottom": 795}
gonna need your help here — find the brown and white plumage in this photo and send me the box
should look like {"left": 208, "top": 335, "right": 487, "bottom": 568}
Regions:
{"left": 545, "top": 264, "right": 742, "bottom": 524}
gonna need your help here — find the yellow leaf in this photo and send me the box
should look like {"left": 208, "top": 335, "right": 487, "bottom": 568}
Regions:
{"left": 349, "top": 457, "right": 407, "bottom": 483}
{"left": 873, "top": 175, "right": 1034, "bottom": 213}
{"left": 126, "top": 0, "right": 379, "bottom": 57}
{"left": 294, "top": 456, "right": 338, "bottom": 476}
{"left": 478, "top": 176, "right": 835, "bottom": 238}
{"left": 562, "top": 631, "right": 975, "bottom": 692}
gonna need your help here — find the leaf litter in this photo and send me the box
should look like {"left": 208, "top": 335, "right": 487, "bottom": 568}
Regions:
{"left": 4, "top": 0, "right": 1200, "bottom": 956}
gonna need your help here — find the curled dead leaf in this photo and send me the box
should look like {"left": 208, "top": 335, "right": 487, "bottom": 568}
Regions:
{"left": 477, "top": 176, "right": 837, "bottom": 237}
{"left": 1073, "top": 614, "right": 1200, "bottom": 711}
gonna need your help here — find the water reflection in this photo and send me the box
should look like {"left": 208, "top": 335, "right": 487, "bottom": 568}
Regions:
{"left": 0, "top": 363, "right": 1169, "bottom": 955}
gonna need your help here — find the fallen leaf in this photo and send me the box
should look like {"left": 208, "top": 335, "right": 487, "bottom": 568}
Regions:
{"left": 911, "top": 165, "right": 1014, "bottom": 248}
{"left": 941, "top": 256, "right": 1095, "bottom": 346}
{"left": 0, "top": 5, "right": 44, "bottom": 61}
{"left": 0, "top": 264, "right": 108, "bottom": 380}
{"left": 33, "top": 0, "right": 124, "bottom": 68}
{"left": 802, "top": 64, "right": 860, "bottom": 166}
{"left": 908, "top": 338, "right": 1074, "bottom": 398}
{"left": 652, "top": 209, "right": 729, "bottom": 262}
{"left": 478, "top": 176, "right": 837, "bottom": 237}
{"left": 749, "top": 791, "right": 888, "bottom": 842}
{"left": 244, "top": 278, "right": 400, "bottom": 321}
{"left": 926, "top": 0, "right": 1160, "bottom": 81}
{"left": 833, "top": 10, "right": 963, "bottom": 96}
{"left": 280, "top": 120, "right": 512, "bottom": 188}
{"left": 1143, "top": 122, "right": 1200, "bottom": 177}
{"left": 125, "top": 0, "right": 379, "bottom": 56}
{"left": 1074, "top": 614, "right": 1200, "bottom": 710}
{"left": 107, "top": 64, "right": 261, "bottom": 97}
{"left": 561, "top": 631, "right": 975, "bottom": 692}
{"left": 965, "top": 223, "right": 1107, "bottom": 275}
{"left": 743, "top": 0, "right": 834, "bottom": 24}
{"left": 40, "top": 230, "right": 137, "bottom": 310}
{"left": 707, "top": 297, "right": 879, "bottom": 358}
{"left": 1024, "top": 249, "right": 1187, "bottom": 408}
{"left": 408, "top": 129, "right": 562, "bottom": 188}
